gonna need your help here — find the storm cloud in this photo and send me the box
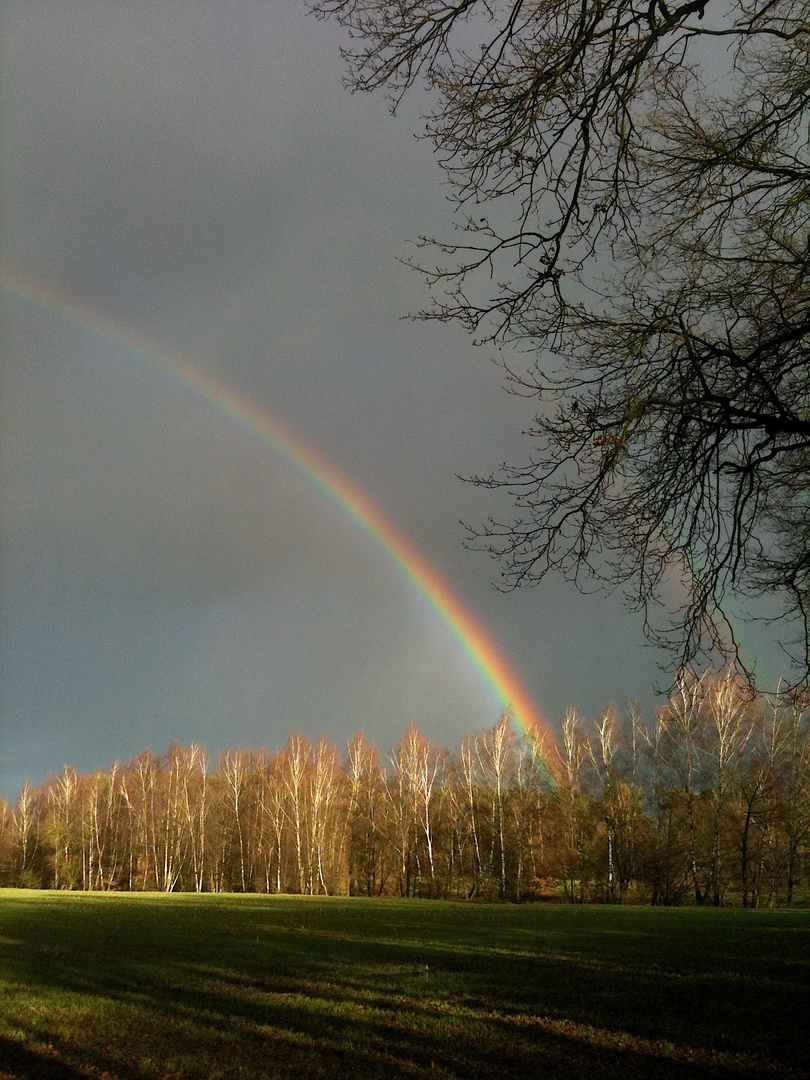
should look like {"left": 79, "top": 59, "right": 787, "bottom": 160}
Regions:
{"left": 1, "top": 2, "right": 676, "bottom": 796}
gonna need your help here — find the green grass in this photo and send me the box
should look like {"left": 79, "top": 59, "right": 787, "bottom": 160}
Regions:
{"left": 0, "top": 892, "right": 808, "bottom": 1079}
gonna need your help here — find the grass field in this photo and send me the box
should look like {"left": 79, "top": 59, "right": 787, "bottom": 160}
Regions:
{"left": 0, "top": 892, "right": 808, "bottom": 1080}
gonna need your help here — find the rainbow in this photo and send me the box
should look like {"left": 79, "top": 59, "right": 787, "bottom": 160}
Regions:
{"left": 0, "top": 260, "right": 553, "bottom": 760}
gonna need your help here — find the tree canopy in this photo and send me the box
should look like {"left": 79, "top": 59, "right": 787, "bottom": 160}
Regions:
{"left": 310, "top": 0, "right": 810, "bottom": 686}
{"left": 3, "top": 682, "right": 809, "bottom": 905}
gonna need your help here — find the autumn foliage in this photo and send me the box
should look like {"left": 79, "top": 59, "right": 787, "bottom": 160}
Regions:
{"left": 2, "top": 674, "right": 808, "bottom": 904}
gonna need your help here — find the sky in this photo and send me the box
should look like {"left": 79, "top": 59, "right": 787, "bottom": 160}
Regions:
{"left": 0, "top": 1, "right": 768, "bottom": 800}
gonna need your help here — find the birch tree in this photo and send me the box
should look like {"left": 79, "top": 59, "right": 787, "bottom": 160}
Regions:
{"left": 12, "top": 782, "right": 39, "bottom": 887}
{"left": 345, "top": 733, "right": 388, "bottom": 896}
{"left": 704, "top": 673, "right": 752, "bottom": 905}
{"left": 479, "top": 714, "right": 515, "bottom": 899}
{"left": 661, "top": 670, "right": 710, "bottom": 902}
{"left": 48, "top": 765, "right": 80, "bottom": 890}
{"left": 556, "top": 709, "right": 587, "bottom": 903}
{"left": 308, "top": 737, "right": 341, "bottom": 894}
{"left": 282, "top": 734, "right": 311, "bottom": 894}
{"left": 221, "top": 749, "right": 254, "bottom": 893}
{"left": 458, "top": 732, "right": 485, "bottom": 897}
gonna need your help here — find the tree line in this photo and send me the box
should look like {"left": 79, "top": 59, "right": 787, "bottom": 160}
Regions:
{"left": 2, "top": 671, "right": 808, "bottom": 905}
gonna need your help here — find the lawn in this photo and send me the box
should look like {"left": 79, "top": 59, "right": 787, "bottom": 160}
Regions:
{"left": 0, "top": 891, "right": 807, "bottom": 1079}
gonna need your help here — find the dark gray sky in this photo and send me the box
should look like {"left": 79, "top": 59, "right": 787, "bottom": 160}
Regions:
{"left": 1, "top": 2, "right": 770, "bottom": 798}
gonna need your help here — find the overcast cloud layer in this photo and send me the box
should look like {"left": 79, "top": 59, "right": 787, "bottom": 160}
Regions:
{"left": 0, "top": 1, "right": 740, "bottom": 798}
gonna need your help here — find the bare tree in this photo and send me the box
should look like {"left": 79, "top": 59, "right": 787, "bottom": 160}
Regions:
{"left": 282, "top": 734, "right": 311, "bottom": 894}
{"left": 12, "top": 782, "right": 39, "bottom": 887}
{"left": 156, "top": 746, "right": 188, "bottom": 893}
{"left": 521, "top": 723, "right": 555, "bottom": 894}
{"left": 4, "top": 704, "right": 808, "bottom": 900}
{"left": 733, "top": 697, "right": 785, "bottom": 907}
{"left": 704, "top": 672, "right": 752, "bottom": 905}
{"left": 510, "top": 723, "right": 549, "bottom": 900}
{"left": 221, "top": 749, "right": 252, "bottom": 893}
{"left": 409, "top": 725, "right": 445, "bottom": 898}
{"left": 345, "top": 733, "right": 389, "bottom": 896}
{"left": 458, "top": 732, "right": 485, "bottom": 897}
{"left": 0, "top": 798, "right": 12, "bottom": 882}
{"left": 308, "top": 736, "right": 341, "bottom": 894}
{"left": 178, "top": 744, "right": 208, "bottom": 893}
{"left": 639, "top": 708, "right": 692, "bottom": 905}
{"left": 84, "top": 762, "right": 126, "bottom": 890}
{"left": 130, "top": 750, "right": 158, "bottom": 890}
{"left": 261, "top": 750, "right": 289, "bottom": 893}
{"left": 48, "top": 765, "right": 80, "bottom": 890}
{"left": 556, "top": 708, "right": 588, "bottom": 902}
{"left": 312, "top": 0, "right": 810, "bottom": 683}
{"left": 479, "top": 714, "right": 515, "bottom": 899}
{"left": 661, "top": 669, "right": 710, "bottom": 902}
{"left": 387, "top": 723, "right": 436, "bottom": 896}
{"left": 779, "top": 691, "right": 810, "bottom": 904}
{"left": 589, "top": 709, "right": 621, "bottom": 902}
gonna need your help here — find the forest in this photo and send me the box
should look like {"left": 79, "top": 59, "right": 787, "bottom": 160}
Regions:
{"left": 2, "top": 671, "right": 809, "bottom": 906}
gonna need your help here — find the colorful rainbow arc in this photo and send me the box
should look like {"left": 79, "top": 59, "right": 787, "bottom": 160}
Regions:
{"left": 0, "top": 260, "right": 552, "bottom": 757}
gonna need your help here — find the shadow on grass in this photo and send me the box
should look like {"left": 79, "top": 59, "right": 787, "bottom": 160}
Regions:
{"left": 0, "top": 1035, "right": 89, "bottom": 1080}
{"left": 1, "top": 897, "right": 808, "bottom": 1079}
{"left": 0, "top": 954, "right": 799, "bottom": 1080}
